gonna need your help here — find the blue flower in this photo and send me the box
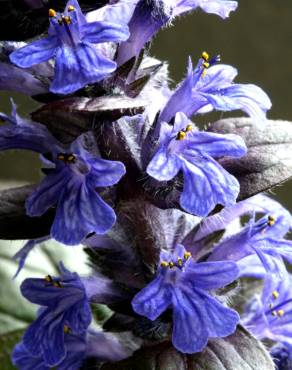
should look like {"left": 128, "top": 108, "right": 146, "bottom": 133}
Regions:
{"left": 146, "top": 111, "right": 246, "bottom": 216}
{"left": 117, "top": 0, "right": 237, "bottom": 65}
{"left": 209, "top": 207, "right": 292, "bottom": 274}
{"left": 132, "top": 244, "right": 239, "bottom": 353}
{"left": 242, "top": 272, "right": 292, "bottom": 349}
{"left": 271, "top": 343, "right": 292, "bottom": 370}
{"left": 19, "top": 263, "right": 91, "bottom": 367}
{"left": 13, "top": 329, "right": 141, "bottom": 369}
{"left": 159, "top": 56, "right": 272, "bottom": 124}
{"left": 0, "top": 106, "right": 126, "bottom": 245}
{"left": 173, "top": 0, "right": 238, "bottom": 18}
{"left": 9, "top": 0, "right": 130, "bottom": 94}
{"left": 12, "top": 333, "right": 86, "bottom": 370}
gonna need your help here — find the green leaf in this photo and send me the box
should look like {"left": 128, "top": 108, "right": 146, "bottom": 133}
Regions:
{"left": 100, "top": 326, "right": 275, "bottom": 370}
{"left": 0, "top": 330, "right": 24, "bottom": 370}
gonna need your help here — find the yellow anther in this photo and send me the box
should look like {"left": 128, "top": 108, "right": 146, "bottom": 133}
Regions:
{"left": 202, "top": 51, "right": 209, "bottom": 62}
{"left": 278, "top": 309, "right": 285, "bottom": 317}
{"left": 177, "top": 258, "right": 183, "bottom": 266}
{"left": 48, "top": 8, "right": 57, "bottom": 17}
{"left": 68, "top": 5, "right": 75, "bottom": 11}
{"left": 58, "top": 18, "right": 63, "bottom": 25}
{"left": 160, "top": 261, "right": 169, "bottom": 268}
{"left": 272, "top": 290, "right": 279, "bottom": 299}
{"left": 176, "top": 131, "right": 186, "bottom": 141}
{"left": 53, "top": 281, "right": 63, "bottom": 288}
{"left": 203, "top": 62, "right": 210, "bottom": 69}
{"left": 57, "top": 153, "right": 76, "bottom": 163}
{"left": 169, "top": 261, "right": 175, "bottom": 268}
{"left": 268, "top": 215, "right": 276, "bottom": 226}
{"left": 67, "top": 154, "right": 75, "bottom": 162}
{"left": 184, "top": 252, "right": 191, "bottom": 260}
{"left": 63, "top": 15, "right": 71, "bottom": 24}
{"left": 45, "top": 275, "right": 53, "bottom": 283}
{"left": 186, "top": 124, "right": 193, "bottom": 132}
{"left": 57, "top": 154, "right": 65, "bottom": 161}
{"left": 64, "top": 325, "right": 70, "bottom": 333}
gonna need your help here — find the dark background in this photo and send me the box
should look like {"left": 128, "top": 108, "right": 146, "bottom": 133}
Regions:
{"left": 0, "top": 0, "right": 291, "bottom": 209}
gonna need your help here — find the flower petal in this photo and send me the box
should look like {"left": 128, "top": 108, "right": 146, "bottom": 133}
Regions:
{"left": 147, "top": 147, "right": 181, "bottom": 181}
{"left": 180, "top": 157, "right": 239, "bottom": 216}
{"left": 23, "top": 310, "right": 66, "bottom": 366}
{"left": 186, "top": 260, "right": 239, "bottom": 289}
{"left": 172, "top": 286, "right": 239, "bottom": 353}
{"left": 159, "top": 58, "right": 194, "bottom": 123}
{"left": 9, "top": 37, "right": 58, "bottom": 68}
{"left": 86, "top": 158, "right": 126, "bottom": 187}
{"left": 51, "top": 43, "right": 116, "bottom": 94}
{"left": 12, "top": 342, "right": 49, "bottom": 370}
{"left": 187, "top": 131, "right": 247, "bottom": 158}
{"left": 82, "top": 21, "right": 129, "bottom": 44}
{"left": 173, "top": 0, "right": 238, "bottom": 19}
{"left": 51, "top": 180, "right": 116, "bottom": 245}
{"left": 200, "top": 83, "right": 272, "bottom": 122}
{"left": 132, "top": 275, "right": 172, "bottom": 321}
{"left": 26, "top": 169, "right": 70, "bottom": 217}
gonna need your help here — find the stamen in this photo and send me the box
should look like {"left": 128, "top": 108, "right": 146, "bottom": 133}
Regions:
{"left": 44, "top": 275, "right": 53, "bottom": 283}
{"left": 272, "top": 310, "right": 277, "bottom": 317}
{"left": 184, "top": 252, "right": 191, "bottom": 260}
{"left": 64, "top": 325, "right": 70, "bottom": 333}
{"left": 177, "top": 258, "right": 183, "bottom": 266}
{"left": 186, "top": 124, "right": 193, "bottom": 132}
{"left": 62, "top": 15, "right": 72, "bottom": 25}
{"left": 48, "top": 8, "right": 57, "bottom": 17}
{"left": 169, "top": 262, "right": 175, "bottom": 268}
{"left": 58, "top": 18, "right": 63, "bottom": 25}
{"left": 203, "top": 62, "right": 210, "bottom": 69}
{"left": 278, "top": 310, "right": 285, "bottom": 317}
{"left": 176, "top": 131, "right": 186, "bottom": 141}
{"left": 202, "top": 51, "right": 209, "bottom": 62}
{"left": 53, "top": 281, "right": 63, "bottom": 288}
{"left": 160, "top": 261, "right": 169, "bottom": 268}
{"left": 57, "top": 153, "right": 76, "bottom": 164}
{"left": 68, "top": 5, "right": 75, "bottom": 11}
{"left": 268, "top": 215, "right": 276, "bottom": 226}
{"left": 272, "top": 290, "right": 279, "bottom": 299}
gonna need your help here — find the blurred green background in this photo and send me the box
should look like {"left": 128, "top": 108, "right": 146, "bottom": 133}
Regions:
{"left": 0, "top": 0, "right": 291, "bottom": 210}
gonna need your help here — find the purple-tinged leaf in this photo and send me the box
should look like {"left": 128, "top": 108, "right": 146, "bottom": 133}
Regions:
{"left": 100, "top": 326, "right": 274, "bottom": 370}
{"left": 31, "top": 96, "right": 146, "bottom": 144}
{"left": 208, "top": 117, "right": 292, "bottom": 200}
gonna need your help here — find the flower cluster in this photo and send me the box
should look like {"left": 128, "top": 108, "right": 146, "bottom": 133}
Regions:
{"left": 0, "top": 0, "right": 291, "bottom": 369}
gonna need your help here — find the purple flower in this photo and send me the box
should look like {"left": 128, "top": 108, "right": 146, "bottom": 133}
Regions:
{"left": 146, "top": 111, "right": 246, "bottom": 216}
{"left": 159, "top": 56, "right": 272, "bottom": 124}
{"left": 271, "top": 343, "right": 292, "bottom": 370}
{"left": 173, "top": 0, "right": 238, "bottom": 18}
{"left": 242, "top": 272, "right": 292, "bottom": 349}
{"left": 12, "top": 333, "right": 86, "bottom": 370}
{"left": 117, "top": 0, "right": 237, "bottom": 65}
{"left": 208, "top": 207, "right": 292, "bottom": 274}
{"left": 9, "top": 0, "right": 130, "bottom": 94}
{"left": 13, "top": 329, "right": 141, "bottom": 369}
{"left": 0, "top": 105, "right": 126, "bottom": 245}
{"left": 20, "top": 263, "right": 91, "bottom": 367}
{"left": 132, "top": 244, "right": 239, "bottom": 353}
